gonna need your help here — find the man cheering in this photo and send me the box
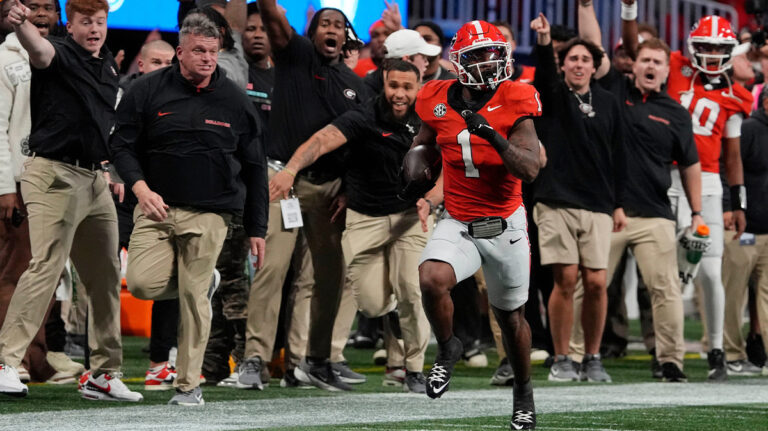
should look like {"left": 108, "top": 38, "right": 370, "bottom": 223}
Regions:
{"left": 111, "top": 12, "right": 267, "bottom": 406}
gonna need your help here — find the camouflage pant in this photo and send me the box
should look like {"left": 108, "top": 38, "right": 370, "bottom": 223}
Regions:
{"left": 202, "top": 216, "right": 250, "bottom": 381}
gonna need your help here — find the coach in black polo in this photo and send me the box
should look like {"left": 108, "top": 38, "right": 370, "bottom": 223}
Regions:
{"left": 270, "top": 60, "right": 432, "bottom": 393}
{"left": 594, "top": 37, "right": 703, "bottom": 382}
{"left": 0, "top": 0, "right": 140, "bottom": 401}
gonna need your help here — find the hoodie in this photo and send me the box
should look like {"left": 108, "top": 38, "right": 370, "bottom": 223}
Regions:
{"left": 0, "top": 33, "right": 31, "bottom": 195}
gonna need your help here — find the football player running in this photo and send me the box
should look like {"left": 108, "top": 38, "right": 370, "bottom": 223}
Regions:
{"left": 625, "top": 7, "right": 752, "bottom": 381}
{"left": 412, "top": 20, "right": 542, "bottom": 430}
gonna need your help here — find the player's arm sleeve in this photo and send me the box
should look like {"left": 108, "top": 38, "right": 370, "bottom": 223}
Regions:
{"left": 238, "top": 106, "right": 269, "bottom": 238}
{"left": 533, "top": 42, "right": 559, "bottom": 113}
{"left": 110, "top": 81, "right": 147, "bottom": 188}
{"left": 725, "top": 113, "right": 743, "bottom": 138}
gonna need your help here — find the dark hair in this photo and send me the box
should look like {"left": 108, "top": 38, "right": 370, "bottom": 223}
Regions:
{"left": 637, "top": 22, "right": 659, "bottom": 38}
{"left": 551, "top": 25, "right": 577, "bottom": 43}
{"left": 306, "top": 8, "right": 359, "bottom": 56}
{"left": 22, "top": 0, "right": 65, "bottom": 36}
{"left": 759, "top": 85, "right": 768, "bottom": 110}
{"left": 381, "top": 58, "right": 420, "bottom": 78}
{"left": 246, "top": 2, "right": 260, "bottom": 17}
{"left": 412, "top": 21, "right": 446, "bottom": 47}
{"left": 637, "top": 37, "right": 671, "bottom": 61}
{"left": 491, "top": 21, "right": 514, "bottom": 41}
{"left": 557, "top": 37, "right": 604, "bottom": 69}
{"left": 196, "top": 6, "right": 234, "bottom": 51}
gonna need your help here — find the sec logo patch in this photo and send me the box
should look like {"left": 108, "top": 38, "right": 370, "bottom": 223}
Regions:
{"left": 433, "top": 103, "right": 447, "bottom": 118}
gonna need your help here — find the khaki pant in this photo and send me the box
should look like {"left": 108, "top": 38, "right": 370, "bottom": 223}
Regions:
{"left": 342, "top": 208, "right": 430, "bottom": 372}
{"left": 0, "top": 157, "right": 122, "bottom": 372}
{"left": 723, "top": 232, "right": 768, "bottom": 362}
{"left": 127, "top": 207, "right": 228, "bottom": 391}
{"left": 571, "top": 217, "right": 684, "bottom": 368}
{"left": 245, "top": 168, "right": 345, "bottom": 361}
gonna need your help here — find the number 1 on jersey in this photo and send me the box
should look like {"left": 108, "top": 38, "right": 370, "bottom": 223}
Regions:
{"left": 457, "top": 129, "right": 480, "bottom": 178}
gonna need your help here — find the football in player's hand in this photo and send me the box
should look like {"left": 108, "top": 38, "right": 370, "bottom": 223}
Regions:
{"left": 398, "top": 144, "right": 442, "bottom": 201}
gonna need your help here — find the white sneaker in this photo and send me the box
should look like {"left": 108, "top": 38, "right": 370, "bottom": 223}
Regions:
{"left": 81, "top": 372, "right": 143, "bottom": 402}
{"left": 0, "top": 364, "right": 29, "bottom": 397}
{"left": 17, "top": 365, "right": 30, "bottom": 383}
{"left": 465, "top": 352, "right": 488, "bottom": 368}
{"left": 217, "top": 372, "right": 239, "bottom": 387}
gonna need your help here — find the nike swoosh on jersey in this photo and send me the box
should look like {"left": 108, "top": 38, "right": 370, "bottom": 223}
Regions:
{"left": 487, "top": 105, "right": 502, "bottom": 112}
{"left": 382, "top": 132, "right": 393, "bottom": 137}
{"left": 510, "top": 238, "right": 521, "bottom": 245}
{"left": 157, "top": 111, "right": 173, "bottom": 117}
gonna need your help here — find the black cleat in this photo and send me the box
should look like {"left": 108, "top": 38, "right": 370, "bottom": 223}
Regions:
{"left": 707, "top": 349, "right": 728, "bottom": 382}
{"left": 425, "top": 336, "right": 462, "bottom": 399}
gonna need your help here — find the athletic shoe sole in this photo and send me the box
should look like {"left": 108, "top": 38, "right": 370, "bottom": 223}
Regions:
{"left": 81, "top": 388, "right": 142, "bottom": 402}
{"left": 547, "top": 372, "right": 578, "bottom": 382}
{"left": 0, "top": 388, "right": 27, "bottom": 397}
{"left": 234, "top": 381, "right": 264, "bottom": 390}
{"left": 169, "top": 400, "right": 205, "bottom": 406}
{"left": 382, "top": 379, "right": 405, "bottom": 387}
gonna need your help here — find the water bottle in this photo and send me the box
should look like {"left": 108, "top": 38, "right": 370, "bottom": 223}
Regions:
{"left": 685, "top": 224, "right": 710, "bottom": 264}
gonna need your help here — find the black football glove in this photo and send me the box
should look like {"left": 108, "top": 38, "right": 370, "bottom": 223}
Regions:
{"left": 463, "top": 111, "right": 497, "bottom": 141}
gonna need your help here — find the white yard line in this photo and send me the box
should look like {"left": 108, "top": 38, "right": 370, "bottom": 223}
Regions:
{"left": 1, "top": 379, "right": 767, "bottom": 431}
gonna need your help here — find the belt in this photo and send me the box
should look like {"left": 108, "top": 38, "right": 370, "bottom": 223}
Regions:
{"left": 39, "top": 154, "right": 103, "bottom": 172}
{"left": 299, "top": 169, "right": 339, "bottom": 185}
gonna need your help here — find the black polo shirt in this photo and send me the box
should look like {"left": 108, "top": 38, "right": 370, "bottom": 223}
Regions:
{"left": 246, "top": 64, "right": 274, "bottom": 130}
{"left": 532, "top": 42, "right": 625, "bottom": 215}
{"left": 331, "top": 96, "right": 421, "bottom": 216}
{"left": 598, "top": 67, "right": 698, "bottom": 220}
{"left": 267, "top": 30, "right": 370, "bottom": 179}
{"left": 29, "top": 35, "right": 119, "bottom": 164}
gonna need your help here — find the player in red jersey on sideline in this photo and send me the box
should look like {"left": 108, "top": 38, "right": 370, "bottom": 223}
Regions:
{"left": 412, "top": 20, "right": 542, "bottom": 430}
{"left": 661, "top": 14, "right": 753, "bottom": 381}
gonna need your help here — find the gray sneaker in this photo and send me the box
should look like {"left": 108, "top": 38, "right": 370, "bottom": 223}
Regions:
{"left": 548, "top": 355, "right": 579, "bottom": 382}
{"left": 168, "top": 386, "right": 204, "bottom": 406}
{"left": 403, "top": 371, "right": 426, "bottom": 393}
{"left": 489, "top": 357, "right": 514, "bottom": 386}
{"left": 727, "top": 359, "right": 763, "bottom": 376}
{"left": 331, "top": 361, "right": 366, "bottom": 384}
{"left": 580, "top": 354, "right": 612, "bottom": 382}
{"left": 236, "top": 357, "right": 264, "bottom": 390}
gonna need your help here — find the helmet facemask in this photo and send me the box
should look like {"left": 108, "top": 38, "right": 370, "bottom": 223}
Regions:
{"left": 689, "top": 40, "right": 737, "bottom": 75}
{"left": 450, "top": 42, "right": 513, "bottom": 91}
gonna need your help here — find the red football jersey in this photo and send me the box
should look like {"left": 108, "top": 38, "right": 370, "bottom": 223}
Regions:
{"left": 415, "top": 80, "right": 542, "bottom": 222}
{"left": 513, "top": 65, "right": 536, "bottom": 84}
{"left": 667, "top": 51, "right": 752, "bottom": 173}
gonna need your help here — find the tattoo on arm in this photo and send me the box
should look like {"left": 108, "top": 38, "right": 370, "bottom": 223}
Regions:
{"left": 501, "top": 119, "right": 540, "bottom": 182}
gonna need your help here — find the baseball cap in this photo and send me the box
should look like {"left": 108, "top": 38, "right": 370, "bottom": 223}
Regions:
{"left": 384, "top": 29, "right": 442, "bottom": 58}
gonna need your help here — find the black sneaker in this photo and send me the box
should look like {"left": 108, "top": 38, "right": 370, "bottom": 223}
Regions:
{"left": 331, "top": 361, "right": 366, "bottom": 384}
{"left": 426, "top": 336, "right": 462, "bottom": 399}
{"left": 403, "top": 371, "right": 426, "bottom": 394}
{"left": 661, "top": 362, "right": 687, "bottom": 382}
{"left": 490, "top": 357, "right": 515, "bottom": 386}
{"left": 301, "top": 358, "right": 352, "bottom": 392}
{"left": 650, "top": 349, "right": 663, "bottom": 379}
{"left": 707, "top": 349, "right": 728, "bottom": 382}
{"left": 236, "top": 357, "right": 264, "bottom": 390}
{"left": 746, "top": 333, "right": 767, "bottom": 368}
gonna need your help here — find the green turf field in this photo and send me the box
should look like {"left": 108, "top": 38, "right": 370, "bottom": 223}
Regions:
{"left": 1, "top": 319, "right": 768, "bottom": 430}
